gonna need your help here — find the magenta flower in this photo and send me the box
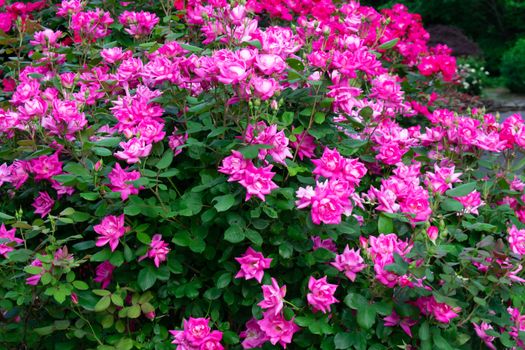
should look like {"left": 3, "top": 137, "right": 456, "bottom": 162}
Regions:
{"left": 257, "top": 311, "right": 300, "bottom": 349}
{"left": 30, "top": 153, "right": 63, "bottom": 181}
{"left": 243, "top": 122, "right": 293, "bottom": 165}
{"left": 290, "top": 131, "right": 317, "bottom": 161}
{"left": 425, "top": 164, "right": 462, "bottom": 194}
{"left": 472, "top": 322, "right": 496, "bottom": 350}
{"left": 312, "top": 147, "right": 344, "bottom": 179}
{"left": 114, "top": 138, "right": 152, "bottom": 164}
{"left": 32, "top": 191, "right": 54, "bottom": 217}
{"left": 219, "top": 151, "right": 250, "bottom": 182}
{"left": 139, "top": 234, "right": 170, "bottom": 268}
{"left": 427, "top": 226, "right": 439, "bottom": 242}
{"left": 383, "top": 311, "right": 417, "bottom": 337}
{"left": 170, "top": 317, "right": 224, "bottom": 349}
{"left": 258, "top": 278, "right": 286, "bottom": 315}
{"left": 508, "top": 225, "right": 525, "bottom": 256}
{"left": 94, "top": 214, "right": 129, "bottom": 251}
{"left": 70, "top": 9, "right": 114, "bottom": 43}
{"left": 307, "top": 276, "right": 339, "bottom": 313}
{"left": 240, "top": 318, "right": 269, "bottom": 349}
{"left": 119, "top": 11, "right": 159, "bottom": 38}
{"left": 26, "top": 258, "right": 44, "bottom": 286}
{"left": 94, "top": 261, "right": 115, "bottom": 289}
{"left": 235, "top": 247, "right": 272, "bottom": 283}
{"left": 0, "top": 224, "right": 23, "bottom": 257}
{"left": 454, "top": 190, "right": 484, "bottom": 215}
{"left": 415, "top": 296, "right": 460, "bottom": 323}
{"left": 107, "top": 163, "right": 142, "bottom": 201}
{"left": 331, "top": 245, "right": 366, "bottom": 281}
{"left": 168, "top": 127, "right": 188, "bottom": 156}
{"left": 0, "top": 162, "right": 11, "bottom": 187}
{"left": 251, "top": 76, "right": 278, "bottom": 101}
{"left": 311, "top": 236, "right": 337, "bottom": 252}
{"left": 238, "top": 163, "right": 278, "bottom": 202}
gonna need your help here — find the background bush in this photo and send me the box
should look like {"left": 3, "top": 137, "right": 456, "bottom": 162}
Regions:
{"left": 501, "top": 39, "right": 525, "bottom": 93}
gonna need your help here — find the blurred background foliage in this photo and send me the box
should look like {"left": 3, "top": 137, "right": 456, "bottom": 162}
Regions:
{"left": 362, "top": 0, "right": 525, "bottom": 92}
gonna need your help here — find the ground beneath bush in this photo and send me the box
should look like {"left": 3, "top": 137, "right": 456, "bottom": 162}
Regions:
{"left": 484, "top": 87, "right": 525, "bottom": 115}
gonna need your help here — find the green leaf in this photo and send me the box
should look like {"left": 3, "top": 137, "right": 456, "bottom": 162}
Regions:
{"left": 7, "top": 249, "right": 32, "bottom": 262}
{"left": 462, "top": 222, "right": 497, "bottom": 232}
{"left": 73, "top": 281, "right": 89, "bottom": 290}
{"left": 111, "top": 294, "right": 124, "bottom": 307}
{"left": 445, "top": 182, "right": 477, "bottom": 197}
{"left": 314, "top": 112, "right": 326, "bottom": 124}
{"left": 91, "top": 249, "right": 111, "bottom": 262}
{"left": 156, "top": 150, "right": 174, "bottom": 169}
{"left": 213, "top": 194, "right": 236, "bottom": 212}
{"left": 138, "top": 266, "right": 157, "bottom": 291}
{"left": 215, "top": 273, "right": 232, "bottom": 289}
{"left": 359, "top": 106, "right": 374, "bottom": 119}
{"left": 419, "top": 321, "right": 430, "bottom": 341}
{"left": 179, "top": 43, "right": 203, "bottom": 53}
{"left": 0, "top": 212, "right": 14, "bottom": 220}
{"left": 378, "top": 38, "right": 399, "bottom": 50}
{"left": 286, "top": 58, "right": 305, "bottom": 71}
{"left": 334, "top": 332, "right": 353, "bottom": 349}
{"left": 281, "top": 111, "right": 294, "bottom": 126}
{"left": 238, "top": 144, "right": 273, "bottom": 159}
{"left": 440, "top": 198, "right": 464, "bottom": 212}
{"left": 94, "top": 137, "right": 121, "bottom": 147}
{"left": 245, "top": 229, "right": 263, "bottom": 246}
{"left": 34, "top": 326, "right": 54, "bottom": 336}
{"left": 54, "top": 320, "right": 70, "bottom": 330}
{"left": 344, "top": 293, "right": 367, "bottom": 310}
{"left": 432, "top": 329, "right": 453, "bottom": 350}
{"left": 224, "top": 225, "right": 245, "bottom": 243}
{"left": 25, "top": 266, "right": 43, "bottom": 275}
{"left": 244, "top": 39, "right": 262, "bottom": 49}
{"left": 356, "top": 305, "right": 376, "bottom": 330}
{"left": 378, "top": 214, "right": 393, "bottom": 234}
{"left": 92, "top": 147, "right": 113, "bottom": 157}
{"left": 80, "top": 192, "right": 99, "bottom": 201}
{"left": 512, "top": 156, "right": 525, "bottom": 172}
{"left": 127, "top": 305, "right": 141, "bottom": 319}
{"left": 384, "top": 253, "right": 409, "bottom": 275}
{"left": 94, "top": 295, "right": 111, "bottom": 312}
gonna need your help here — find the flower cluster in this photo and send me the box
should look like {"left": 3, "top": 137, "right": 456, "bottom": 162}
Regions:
{"left": 170, "top": 317, "right": 224, "bottom": 350}
{"left": 219, "top": 151, "right": 278, "bottom": 201}
{"left": 295, "top": 147, "right": 366, "bottom": 224}
{"left": 368, "top": 162, "right": 431, "bottom": 223}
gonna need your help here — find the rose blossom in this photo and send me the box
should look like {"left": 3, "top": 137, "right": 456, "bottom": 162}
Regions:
{"left": 331, "top": 245, "right": 367, "bottom": 281}
{"left": 307, "top": 276, "right": 339, "bottom": 313}
{"left": 32, "top": 191, "right": 54, "bottom": 217}
{"left": 235, "top": 247, "right": 272, "bottom": 283}
{"left": 94, "top": 214, "right": 130, "bottom": 251}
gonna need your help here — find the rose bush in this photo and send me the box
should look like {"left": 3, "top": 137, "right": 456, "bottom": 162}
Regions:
{"left": 1, "top": 1, "right": 525, "bottom": 350}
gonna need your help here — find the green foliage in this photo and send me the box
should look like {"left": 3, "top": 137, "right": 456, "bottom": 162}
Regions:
{"left": 501, "top": 39, "right": 525, "bottom": 93}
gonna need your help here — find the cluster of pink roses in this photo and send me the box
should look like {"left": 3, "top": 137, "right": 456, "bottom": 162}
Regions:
{"left": 118, "top": 11, "right": 159, "bottom": 38}
{"left": 295, "top": 147, "right": 367, "bottom": 224}
{"left": 367, "top": 162, "right": 431, "bottom": 224}
{"left": 362, "top": 233, "right": 413, "bottom": 288}
{"left": 234, "top": 248, "right": 300, "bottom": 348}
{"left": 170, "top": 317, "right": 224, "bottom": 350}
{"left": 415, "top": 296, "right": 461, "bottom": 323}
{"left": 219, "top": 151, "right": 278, "bottom": 202}
{"left": 234, "top": 246, "right": 340, "bottom": 347}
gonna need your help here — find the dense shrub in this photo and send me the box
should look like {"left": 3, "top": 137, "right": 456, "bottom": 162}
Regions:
{"left": 363, "top": 0, "right": 525, "bottom": 75}
{"left": 0, "top": 1, "right": 525, "bottom": 350}
{"left": 456, "top": 57, "right": 489, "bottom": 96}
{"left": 501, "top": 39, "right": 525, "bottom": 93}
